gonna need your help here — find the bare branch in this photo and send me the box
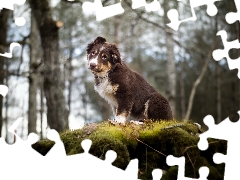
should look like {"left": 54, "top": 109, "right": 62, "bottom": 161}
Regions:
{"left": 123, "top": 0, "right": 165, "bottom": 30}
{"left": 185, "top": 37, "right": 217, "bottom": 120}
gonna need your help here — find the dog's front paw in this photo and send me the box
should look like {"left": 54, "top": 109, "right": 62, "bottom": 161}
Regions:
{"left": 130, "top": 120, "right": 144, "bottom": 125}
{"left": 108, "top": 115, "right": 126, "bottom": 125}
{"left": 114, "top": 115, "right": 126, "bottom": 124}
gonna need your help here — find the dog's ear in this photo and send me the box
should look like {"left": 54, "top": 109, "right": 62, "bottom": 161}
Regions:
{"left": 86, "top": 41, "right": 94, "bottom": 55}
{"left": 110, "top": 44, "right": 121, "bottom": 64}
{"left": 94, "top": 36, "right": 106, "bottom": 44}
{"left": 86, "top": 36, "right": 107, "bottom": 55}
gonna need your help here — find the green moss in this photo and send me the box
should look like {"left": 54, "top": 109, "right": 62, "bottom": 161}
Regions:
{"left": 32, "top": 120, "right": 226, "bottom": 180}
{"left": 32, "top": 139, "right": 55, "bottom": 155}
{"left": 88, "top": 134, "right": 130, "bottom": 169}
{"left": 161, "top": 166, "right": 178, "bottom": 180}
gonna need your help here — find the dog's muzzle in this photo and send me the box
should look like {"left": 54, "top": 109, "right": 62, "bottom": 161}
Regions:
{"left": 89, "top": 63, "right": 97, "bottom": 70}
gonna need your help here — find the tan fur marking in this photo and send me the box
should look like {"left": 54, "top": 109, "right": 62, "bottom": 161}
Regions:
{"left": 112, "top": 84, "right": 119, "bottom": 94}
{"left": 96, "top": 61, "right": 111, "bottom": 76}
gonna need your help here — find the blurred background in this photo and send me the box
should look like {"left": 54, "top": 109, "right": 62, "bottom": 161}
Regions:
{"left": 0, "top": 0, "right": 239, "bottom": 142}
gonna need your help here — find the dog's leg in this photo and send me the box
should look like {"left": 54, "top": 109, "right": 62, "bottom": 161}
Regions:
{"left": 112, "top": 102, "right": 133, "bottom": 124}
{"left": 108, "top": 105, "right": 126, "bottom": 124}
{"left": 108, "top": 114, "right": 126, "bottom": 125}
{"left": 130, "top": 120, "right": 144, "bottom": 125}
{"left": 111, "top": 105, "right": 116, "bottom": 117}
{"left": 114, "top": 114, "right": 127, "bottom": 123}
{"left": 146, "top": 93, "right": 173, "bottom": 120}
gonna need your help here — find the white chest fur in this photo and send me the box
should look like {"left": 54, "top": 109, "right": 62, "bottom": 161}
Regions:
{"left": 94, "top": 77, "right": 118, "bottom": 108}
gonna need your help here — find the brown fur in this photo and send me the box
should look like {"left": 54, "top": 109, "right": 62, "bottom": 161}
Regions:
{"left": 86, "top": 36, "right": 173, "bottom": 123}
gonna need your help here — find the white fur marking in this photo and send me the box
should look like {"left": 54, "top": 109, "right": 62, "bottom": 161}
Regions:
{"left": 88, "top": 55, "right": 98, "bottom": 68}
{"left": 130, "top": 120, "right": 144, "bottom": 125}
{"left": 88, "top": 46, "right": 105, "bottom": 68}
{"left": 111, "top": 105, "right": 116, "bottom": 116}
{"left": 114, "top": 115, "right": 126, "bottom": 123}
{"left": 94, "top": 77, "right": 118, "bottom": 108}
{"left": 100, "top": 46, "right": 105, "bottom": 51}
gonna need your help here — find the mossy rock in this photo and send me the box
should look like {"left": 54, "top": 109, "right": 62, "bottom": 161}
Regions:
{"left": 32, "top": 120, "right": 226, "bottom": 180}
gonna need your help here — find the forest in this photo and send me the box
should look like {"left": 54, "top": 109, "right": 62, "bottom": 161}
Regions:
{"left": 0, "top": 0, "right": 240, "bottom": 143}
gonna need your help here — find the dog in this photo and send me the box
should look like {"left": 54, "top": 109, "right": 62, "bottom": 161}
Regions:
{"left": 86, "top": 36, "right": 173, "bottom": 124}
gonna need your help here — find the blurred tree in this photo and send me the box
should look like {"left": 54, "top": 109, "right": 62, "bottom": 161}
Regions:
{"left": 28, "top": 9, "right": 41, "bottom": 134}
{"left": 10, "top": 0, "right": 235, "bottom": 128}
{"left": 215, "top": 60, "right": 221, "bottom": 123}
{"left": 185, "top": 37, "right": 217, "bottom": 120}
{"left": 0, "top": 9, "right": 10, "bottom": 137}
{"left": 29, "top": 0, "right": 69, "bottom": 132}
{"left": 163, "top": 0, "right": 176, "bottom": 117}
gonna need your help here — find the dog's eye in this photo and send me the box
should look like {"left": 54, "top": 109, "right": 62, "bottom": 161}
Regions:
{"left": 91, "top": 51, "right": 97, "bottom": 55}
{"left": 102, "top": 54, "right": 107, "bottom": 60}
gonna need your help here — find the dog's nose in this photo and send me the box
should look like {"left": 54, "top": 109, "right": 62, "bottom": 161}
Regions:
{"left": 90, "top": 63, "right": 97, "bottom": 69}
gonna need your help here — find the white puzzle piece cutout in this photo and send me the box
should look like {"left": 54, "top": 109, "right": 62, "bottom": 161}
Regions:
{"left": 45, "top": 129, "right": 66, "bottom": 157}
{"left": 57, "top": 138, "right": 140, "bottom": 180}
{"left": 167, "top": 0, "right": 221, "bottom": 30}
{"left": 166, "top": 155, "right": 209, "bottom": 180}
{"left": 0, "top": 118, "right": 143, "bottom": 180}
{"left": 152, "top": 169, "right": 163, "bottom": 180}
{"left": 225, "top": 0, "right": 240, "bottom": 24}
{"left": 1, "top": 106, "right": 239, "bottom": 180}
{"left": 0, "top": 0, "right": 26, "bottom": 26}
{"left": 0, "top": 85, "right": 8, "bottom": 97}
{"left": 0, "top": 42, "right": 21, "bottom": 58}
{"left": 0, "top": 0, "right": 26, "bottom": 10}
{"left": 132, "top": 0, "right": 161, "bottom": 12}
{"left": 0, "top": 1, "right": 25, "bottom": 58}
{"left": 0, "top": 117, "right": 42, "bottom": 180}
{"left": 198, "top": 111, "right": 240, "bottom": 180}
{"left": 15, "top": 16, "right": 26, "bottom": 26}
{"left": 212, "top": 30, "right": 240, "bottom": 79}
{"left": 82, "top": 0, "right": 124, "bottom": 21}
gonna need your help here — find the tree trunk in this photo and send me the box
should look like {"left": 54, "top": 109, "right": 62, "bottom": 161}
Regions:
{"left": 236, "top": 19, "right": 240, "bottom": 111}
{"left": 67, "top": 41, "right": 73, "bottom": 117}
{"left": 216, "top": 61, "right": 221, "bottom": 124}
{"left": 163, "top": 0, "right": 176, "bottom": 117}
{"left": 40, "top": 80, "right": 44, "bottom": 139}
{"left": 0, "top": 9, "right": 9, "bottom": 137}
{"left": 114, "top": 16, "right": 120, "bottom": 46}
{"left": 29, "top": 0, "right": 69, "bottom": 132}
{"left": 28, "top": 10, "right": 39, "bottom": 134}
{"left": 4, "top": 59, "right": 9, "bottom": 143}
{"left": 114, "top": 0, "right": 121, "bottom": 46}
{"left": 180, "top": 61, "right": 186, "bottom": 119}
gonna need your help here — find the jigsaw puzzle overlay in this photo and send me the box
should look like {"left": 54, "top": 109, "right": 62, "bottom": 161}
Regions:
{"left": 212, "top": 0, "right": 240, "bottom": 79}
{"left": 212, "top": 29, "right": 240, "bottom": 79}
{"left": 0, "top": 0, "right": 25, "bottom": 58}
{"left": 0, "top": 97, "right": 239, "bottom": 180}
{"left": 166, "top": 155, "right": 209, "bottom": 180}
{"left": 0, "top": 116, "right": 164, "bottom": 180}
{"left": 166, "top": 0, "right": 221, "bottom": 31}
{"left": 82, "top": 0, "right": 161, "bottom": 21}
{"left": 198, "top": 113, "right": 240, "bottom": 180}
{"left": 166, "top": 0, "right": 240, "bottom": 78}
{"left": 1, "top": 0, "right": 240, "bottom": 179}
{"left": 82, "top": 0, "right": 240, "bottom": 79}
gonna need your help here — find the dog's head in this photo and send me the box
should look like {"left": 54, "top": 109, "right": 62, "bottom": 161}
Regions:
{"left": 86, "top": 36, "right": 121, "bottom": 77}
